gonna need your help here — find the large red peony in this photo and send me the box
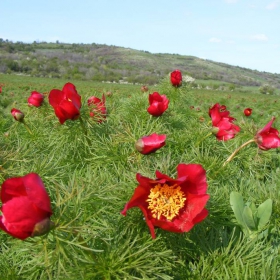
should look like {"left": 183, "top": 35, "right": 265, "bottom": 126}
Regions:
{"left": 209, "top": 103, "right": 240, "bottom": 141}
{"left": 121, "top": 164, "right": 209, "bottom": 238}
{"left": 147, "top": 92, "right": 169, "bottom": 117}
{"left": 49, "top": 83, "right": 81, "bottom": 124}
{"left": 0, "top": 173, "right": 53, "bottom": 240}
{"left": 254, "top": 117, "right": 280, "bottom": 150}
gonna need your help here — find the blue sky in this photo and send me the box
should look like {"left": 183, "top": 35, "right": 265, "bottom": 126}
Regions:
{"left": 1, "top": 0, "right": 280, "bottom": 73}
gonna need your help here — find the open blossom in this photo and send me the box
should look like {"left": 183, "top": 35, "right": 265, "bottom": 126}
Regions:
{"left": 147, "top": 92, "right": 169, "bottom": 116}
{"left": 87, "top": 94, "right": 107, "bottom": 123}
{"left": 135, "top": 133, "right": 166, "bottom": 155}
{"left": 49, "top": 83, "right": 81, "bottom": 124}
{"left": 170, "top": 70, "right": 182, "bottom": 87}
{"left": 121, "top": 164, "right": 209, "bottom": 239}
{"left": 11, "top": 108, "right": 25, "bottom": 122}
{"left": 28, "top": 91, "right": 44, "bottom": 107}
{"left": 209, "top": 103, "right": 240, "bottom": 141}
{"left": 254, "top": 117, "right": 280, "bottom": 150}
{"left": 243, "top": 108, "right": 252, "bottom": 117}
{"left": 0, "top": 173, "right": 53, "bottom": 240}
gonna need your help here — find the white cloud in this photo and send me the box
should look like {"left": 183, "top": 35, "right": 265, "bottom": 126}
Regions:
{"left": 266, "top": 0, "right": 280, "bottom": 10}
{"left": 209, "top": 37, "right": 222, "bottom": 43}
{"left": 250, "top": 34, "right": 268, "bottom": 41}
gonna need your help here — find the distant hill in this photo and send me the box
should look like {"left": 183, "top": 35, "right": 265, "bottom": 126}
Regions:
{"left": 1, "top": 39, "right": 280, "bottom": 88}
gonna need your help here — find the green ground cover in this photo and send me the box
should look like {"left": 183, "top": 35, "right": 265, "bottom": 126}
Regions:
{"left": 0, "top": 74, "right": 279, "bottom": 279}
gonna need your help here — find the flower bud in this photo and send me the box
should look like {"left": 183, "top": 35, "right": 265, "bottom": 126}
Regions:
{"left": 11, "top": 108, "right": 25, "bottom": 122}
{"left": 135, "top": 138, "right": 144, "bottom": 153}
{"left": 32, "top": 218, "right": 55, "bottom": 237}
{"left": 211, "top": 126, "right": 219, "bottom": 135}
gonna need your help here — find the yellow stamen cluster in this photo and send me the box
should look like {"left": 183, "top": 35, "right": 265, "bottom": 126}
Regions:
{"left": 146, "top": 183, "right": 186, "bottom": 221}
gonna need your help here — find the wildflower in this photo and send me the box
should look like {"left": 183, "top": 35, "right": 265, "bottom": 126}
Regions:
{"left": 141, "top": 85, "right": 149, "bottom": 92}
{"left": 28, "top": 91, "right": 44, "bottom": 107}
{"left": 209, "top": 103, "right": 240, "bottom": 141}
{"left": 170, "top": 70, "right": 182, "bottom": 87}
{"left": 87, "top": 94, "right": 107, "bottom": 123}
{"left": 121, "top": 164, "right": 209, "bottom": 238}
{"left": 0, "top": 173, "right": 53, "bottom": 240}
{"left": 254, "top": 117, "right": 280, "bottom": 150}
{"left": 243, "top": 108, "right": 252, "bottom": 117}
{"left": 49, "top": 83, "right": 81, "bottom": 124}
{"left": 147, "top": 92, "right": 169, "bottom": 117}
{"left": 135, "top": 133, "right": 166, "bottom": 155}
{"left": 11, "top": 108, "right": 25, "bottom": 122}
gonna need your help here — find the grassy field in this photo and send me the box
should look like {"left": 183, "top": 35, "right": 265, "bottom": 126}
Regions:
{"left": 0, "top": 73, "right": 279, "bottom": 279}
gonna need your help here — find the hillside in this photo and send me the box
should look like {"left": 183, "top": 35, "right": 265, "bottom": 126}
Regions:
{"left": 1, "top": 39, "right": 280, "bottom": 87}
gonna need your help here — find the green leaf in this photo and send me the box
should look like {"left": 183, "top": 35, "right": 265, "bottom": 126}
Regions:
{"left": 257, "top": 199, "right": 272, "bottom": 230}
{"left": 230, "top": 192, "right": 245, "bottom": 228}
{"left": 242, "top": 206, "right": 257, "bottom": 231}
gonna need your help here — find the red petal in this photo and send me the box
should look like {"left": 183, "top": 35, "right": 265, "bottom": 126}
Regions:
{"left": 22, "top": 173, "right": 52, "bottom": 214}
{"left": 1, "top": 196, "right": 50, "bottom": 240}
{"left": 1, "top": 177, "right": 27, "bottom": 203}
{"left": 176, "top": 164, "right": 208, "bottom": 195}
{"left": 48, "top": 89, "right": 64, "bottom": 107}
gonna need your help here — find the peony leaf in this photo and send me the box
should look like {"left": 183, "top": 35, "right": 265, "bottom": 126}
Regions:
{"left": 242, "top": 206, "right": 257, "bottom": 231}
{"left": 257, "top": 199, "right": 272, "bottom": 231}
{"left": 230, "top": 192, "right": 245, "bottom": 228}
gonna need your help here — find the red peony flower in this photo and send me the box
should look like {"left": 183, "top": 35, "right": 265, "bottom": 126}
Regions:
{"left": 0, "top": 173, "right": 53, "bottom": 240}
{"left": 11, "top": 108, "right": 25, "bottom": 122}
{"left": 209, "top": 103, "right": 240, "bottom": 141}
{"left": 121, "top": 164, "right": 209, "bottom": 239}
{"left": 87, "top": 94, "right": 107, "bottom": 123}
{"left": 243, "top": 108, "right": 252, "bottom": 117}
{"left": 254, "top": 117, "right": 280, "bottom": 150}
{"left": 49, "top": 83, "right": 81, "bottom": 124}
{"left": 135, "top": 133, "right": 166, "bottom": 155}
{"left": 0, "top": 86, "right": 2, "bottom": 93}
{"left": 28, "top": 91, "right": 44, "bottom": 107}
{"left": 170, "top": 70, "right": 182, "bottom": 87}
{"left": 147, "top": 92, "right": 169, "bottom": 117}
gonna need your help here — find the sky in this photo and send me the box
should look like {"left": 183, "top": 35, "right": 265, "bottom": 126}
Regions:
{"left": 1, "top": 0, "right": 280, "bottom": 73}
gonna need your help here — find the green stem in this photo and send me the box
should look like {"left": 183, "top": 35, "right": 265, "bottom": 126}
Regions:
{"left": 79, "top": 117, "right": 91, "bottom": 146}
{"left": 196, "top": 132, "right": 212, "bottom": 147}
{"left": 22, "top": 120, "right": 33, "bottom": 135}
{"left": 223, "top": 139, "right": 255, "bottom": 167}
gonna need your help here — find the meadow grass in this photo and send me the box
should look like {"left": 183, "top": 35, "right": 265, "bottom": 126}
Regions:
{"left": 0, "top": 74, "right": 279, "bottom": 279}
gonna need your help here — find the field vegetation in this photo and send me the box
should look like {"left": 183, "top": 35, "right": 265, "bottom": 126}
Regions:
{"left": 0, "top": 72, "right": 280, "bottom": 279}
{"left": 1, "top": 39, "right": 280, "bottom": 88}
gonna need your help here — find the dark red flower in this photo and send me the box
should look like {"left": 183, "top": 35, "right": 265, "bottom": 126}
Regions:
{"left": 48, "top": 83, "right": 81, "bottom": 124}
{"left": 141, "top": 85, "right": 149, "bottom": 92}
{"left": 11, "top": 108, "right": 24, "bottom": 122}
{"left": 135, "top": 133, "right": 166, "bottom": 155}
{"left": 0, "top": 86, "right": 2, "bottom": 93}
{"left": 254, "top": 117, "right": 280, "bottom": 150}
{"left": 121, "top": 164, "right": 209, "bottom": 239}
{"left": 87, "top": 94, "right": 107, "bottom": 123}
{"left": 209, "top": 103, "right": 240, "bottom": 141}
{"left": 0, "top": 173, "right": 53, "bottom": 240}
{"left": 147, "top": 92, "right": 169, "bottom": 117}
{"left": 28, "top": 91, "right": 44, "bottom": 107}
{"left": 170, "top": 70, "right": 182, "bottom": 87}
{"left": 243, "top": 108, "right": 252, "bottom": 117}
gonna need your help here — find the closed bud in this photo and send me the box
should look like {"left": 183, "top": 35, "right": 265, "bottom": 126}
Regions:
{"left": 32, "top": 218, "right": 55, "bottom": 237}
